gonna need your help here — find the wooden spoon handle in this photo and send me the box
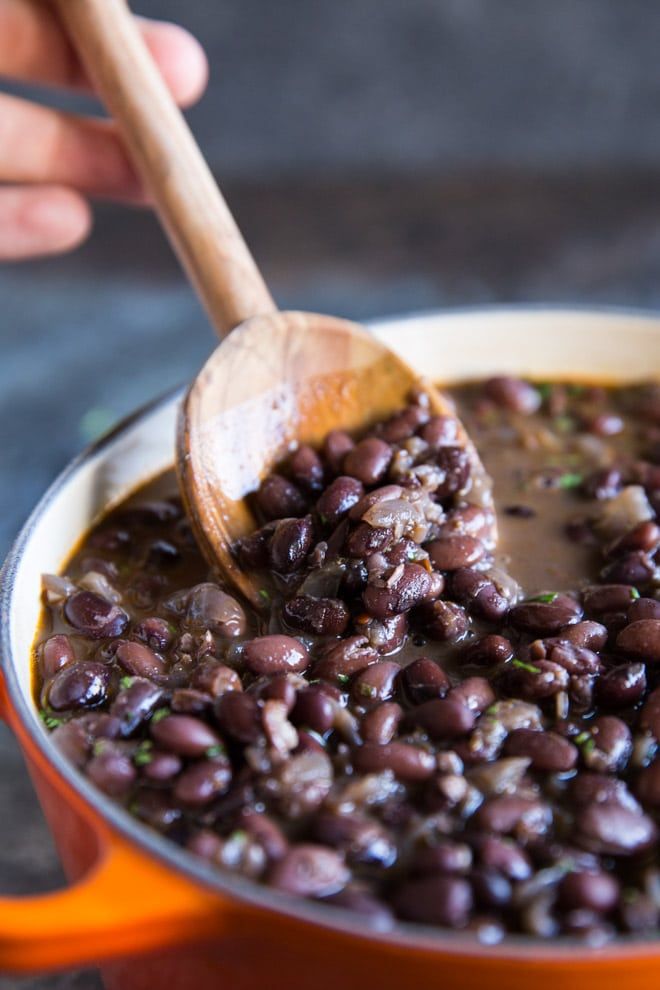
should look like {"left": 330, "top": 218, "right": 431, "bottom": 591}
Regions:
{"left": 52, "top": 0, "right": 276, "bottom": 337}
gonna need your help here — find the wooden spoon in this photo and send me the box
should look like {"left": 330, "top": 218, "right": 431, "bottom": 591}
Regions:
{"left": 54, "top": 0, "right": 495, "bottom": 608}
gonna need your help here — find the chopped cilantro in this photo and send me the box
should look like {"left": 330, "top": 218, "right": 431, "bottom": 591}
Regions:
{"left": 630, "top": 587, "right": 641, "bottom": 601}
{"left": 151, "top": 707, "right": 170, "bottom": 724}
{"left": 574, "top": 731, "right": 591, "bottom": 745}
{"left": 529, "top": 592, "right": 558, "bottom": 604}
{"left": 133, "top": 741, "right": 153, "bottom": 767}
{"left": 337, "top": 673, "right": 350, "bottom": 686}
{"left": 40, "top": 710, "right": 64, "bottom": 731}
{"left": 119, "top": 675, "right": 135, "bottom": 690}
{"left": 258, "top": 589, "right": 271, "bottom": 604}
{"left": 582, "top": 737, "right": 596, "bottom": 756}
{"left": 205, "top": 744, "right": 226, "bottom": 759}
{"left": 553, "top": 415, "right": 576, "bottom": 434}
{"left": 511, "top": 658, "right": 541, "bottom": 674}
{"left": 557, "top": 472, "right": 583, "bottom": 490}
{"left": 359, "top": 683, "right": 378, "bottom": 699}
{"left": 319, "top": 513, "right": 329, "bottom": 526}
{"left": 92, "top": 739, "right": 108, "bottom": 757}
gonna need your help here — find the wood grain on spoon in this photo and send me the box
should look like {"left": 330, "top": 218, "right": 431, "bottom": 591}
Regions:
{"left": 54, "top": 0, "right": 496, "bottom": 607}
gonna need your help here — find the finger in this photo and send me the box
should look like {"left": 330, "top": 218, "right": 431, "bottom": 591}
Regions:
{"left": 0, "top": 1, "right": 208, "bottom": 106}
{"left": 0, "top": 92, "right": 146, "bottom": 201}
{"left": 0, "top": 185, "right": 91, "bottom": 260}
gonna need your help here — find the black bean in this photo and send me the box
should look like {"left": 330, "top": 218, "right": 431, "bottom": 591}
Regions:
{"left": 379, "top": 405, "right": 430, "bottom": 443}
{"left": 344, "top": 438, "right": 393, "bottom": 486}
{"left": 269, "top": 844, "right": 349, "bottom": 897}
{"left": 620, "top": 892, "right": 659, "bottom": 933}
{"left": 483, "top": 376, "right": 540, "bottom": 414}
{"left": 110, "top": 678, "right": 163, "bottom": 735}
{"left": 238, "top": 808, "right": 289, "bottom": 862}
{"left": 569, "top": 773, "right": 641, "bottom": 812}
{"left": 449, "top": 677, "right": 495, "bottom": 715}
{"left": 323, "top": 430, "right": 355, "bottom": 474}
{"left": 316, "top": 476, "right": 364, "bottom": 528}
{"left": 617, "top": 619, "right": 660, "bottom": 661}
{"left": 64, "top": 591, "right": 128, "bottom": 640}
{"left": 562, "top": 620, "right": 608, "bottom": 651}
{"left": 348, "top": 484, "right": 403, "bottom": 522}
{"left": 582, "top": 717, "right": 632, "bottom": 774}
{"left": 510, "top": 594, "right": 582, "bottom": 634}
{"left": 291, "top": 687, "right": 335, "bottom": 735}
{"left": 151, "top": 714, "right": 222, "bottom": 757}
{"left": 315, "top": 635, "right": 379, "bottom": 681}
{"left": 640, "top": 686, "right": 660, "bottom": 738}
{"left": 361, "top": 702, "right": 403, "bottom": 744}
{"left": 142, "top": 751, "right": 182, "bottom": 782}
{"left": 133, "top": 616, "right": 174, "bottom": 651}
{"left": 50, "top": 721, "right": 90, "bottom": 768}
{"left": 312, "top": 811, "right": 396, "bottom": 868}
{"left": 345, "top": 522, "right": 393, "bottom": 557}
{"left": 86, "top": 745, "right": 136, "bottom": 797}
{"left": 235, "top": 523, "right": 276, "bottom": 569}
{"left": 289, "top": 444, "right": 325, "bottom": 493}
{"left": 583, "top": 584, "right": 641, "bottom": 617}
{"left": 255, "top": 474, "right": 307, "bottom": 520}
{"left": 214, "top": 692, "right": 262, "bottom": 743}
{"left": 559, "top": 871, "right": 620, "bottom": 913}
{"left": 503, "top": 729, "right": 578, "bottom": 772}
{"left": 474, "top": 796, "right": 551, "bottom": 837}
{"left": 628, "top": 597, "right": 660, "bottom": 622}
{"left": 186, "top": 583, "right": 247, "bottom": 637}
{"left": 465, "top": 634, "right": 514, "bottom": 666}
{"left": 601, "top": 551, "right": 656, "bottom": 587}
{"left": 269, "top": 516, "right": 315, "bottom": 574}
{"left": 282, "top": 595, "right": 350, "bottom": 636}
{"left": 115, "top": 641, "right": 166, "bottom": 678}
{"left": 363, "top": 563, "right": 433, "bottom": 619}
{"left": 471, "top": 868, "right": 512, "bottom": 909}
{"left": 132, "top": 788, "right": 182, "bottom": 829}
{"left": 243, "top": 635, "right": 310, "bottom": 675}
{"left": 451, "top": 568, "right": 509, "bottom": 622}
{"left": 354, "top": 612, "right": 408, "bottom": 655}
{"left": 635, "top": 761, "right": 660, "bottom": 807}
{"left": 427, "top": 536, "right": 485, "bottom": 571}
{"left": 77, "top": 712, "right": 122, "bottom": 739}
{"left": 173, "top": 757, "right": 232, "bottom": 806}
{"left": 434, "top": 447, "right": 471, "bottom": 499}
{"left": 422, "top": 599, "right": 470, "bottom": 642}
{"left": 351, "top": 661, "right": 400, "bottom": 708}
{"left": 48, "top": 661, "right": 110, "bottom": 711}
{"left": 419, "top": 415, "right": 458, "bottom": 449}
{"left": 352, "top": 741, "right": 435, "bottom": 780}
{"left": 402, "top": 656, "right": 450, "bottom": 703}
{"left": 170, "top": 688, "right": 212, "bottom": 715}
{"left": 574, "top": 802, "right": 657, "bottom": 855}
{"left": 393, "top": 875, "right": 473, "bottom": 928}
{"left": 528, "top": 639, "right": 600, "bottom": 676}
{"left": 608, "top": 521, "right": 660, "bottom": 557}
{"left": 40, "top": 634, "right": 76, "bottom": 679}
{"left": 407, "top": 698, "right": 475, "bottom": 739}
{"left": 409, "top": 841, "right": 472, "bottom": 875}
{"left": 596, "top": 662, "right": 647, "bottom": 708}
{"left": 258, "top": 674, "right": 298, "bottom": 713}
{"left": 472, "top": 834, "right": 532, "bottom": 881}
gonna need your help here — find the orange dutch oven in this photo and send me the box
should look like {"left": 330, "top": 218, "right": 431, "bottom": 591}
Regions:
{"left": 2, "top": 308, "right": 660, "bottom": 989}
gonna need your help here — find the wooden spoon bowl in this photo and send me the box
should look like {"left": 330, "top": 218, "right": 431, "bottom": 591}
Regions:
{"left": 178, "top": 311, "right": 494, "bottom": 607}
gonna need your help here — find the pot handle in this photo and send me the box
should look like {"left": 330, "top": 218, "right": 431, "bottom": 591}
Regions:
{"left": 0, "top": 675, "right": 225, "bottom": 974}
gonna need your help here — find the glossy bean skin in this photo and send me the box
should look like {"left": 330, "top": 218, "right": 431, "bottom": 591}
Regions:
{"left": 150, "top": 715, "right": 222, "bottom": 757}
{"left": 316, "top": 477, "right": 364, "bottom": 527}
{"left": 617, "top": 619, "right": 660, "bottom": 661}
{"left": 510, "top": 595, "right": 583, "bottom": 634}
{"left": 351, "top": 741, "right": 435, "bottom": 781}
{"left": 596, "top": 662, "right": 647, "bottom": 708}
{"left": 243, "top": 635, "right": 310, "bottom": 675}
{"left": 503, "top": 728, "right": 578, "bottom": 772}
{"left": 407, "top": 698, "right": 475, "bottom": 739}
{"left": 283, "top": 595, "right": 350, "bottom": 636}
{"left": 574, "top": 802, "right": 657, "bottom": 855}
{"left": 402, "top": 656, "right": 450, "bottom": 703}
{"left": 115, "top": 641, "right": 166, "bottom": 678}
{"left": 64, "top": 591, "right": 128, "bottom": 639}
{"left": 48, "top": 662, "right": 110, "bottom": 711}
{"left": 269, "top": 844, "right": 349, "bottom": 897}
{"left": 269, "top": 517, "right": 315, "bottom": 574}
{"left": 360, "top": 702, "right": 403, "bottom": 744}
{"left": 255, "top": 474, "right": 307, "bottom": 520}
{"left": 344, "top": 438, "right": 393, "bottom": 486}
{"left": 393, "top": 875, "right": 473, "bottom": 928}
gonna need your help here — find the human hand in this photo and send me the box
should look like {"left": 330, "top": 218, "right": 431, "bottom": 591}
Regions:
{"left": 0, "top": 0, "right": 208, "bottom": 260}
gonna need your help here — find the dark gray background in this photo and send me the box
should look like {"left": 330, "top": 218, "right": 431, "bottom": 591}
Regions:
{"left": 4, "top": 2, "right": 660, "bottom": 987}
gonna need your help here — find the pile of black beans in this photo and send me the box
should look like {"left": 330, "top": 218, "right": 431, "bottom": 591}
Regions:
{"left": 35, "top": 378, "right": 660, "bottom": 944}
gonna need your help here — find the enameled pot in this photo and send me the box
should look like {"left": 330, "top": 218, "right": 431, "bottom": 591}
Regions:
{"left": 2, "top": 307, "right": 660, "bottom": 988}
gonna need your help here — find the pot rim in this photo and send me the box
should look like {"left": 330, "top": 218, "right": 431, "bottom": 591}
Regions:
{"left": 3, "top": 303, "right": 660, "bottom": 960}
